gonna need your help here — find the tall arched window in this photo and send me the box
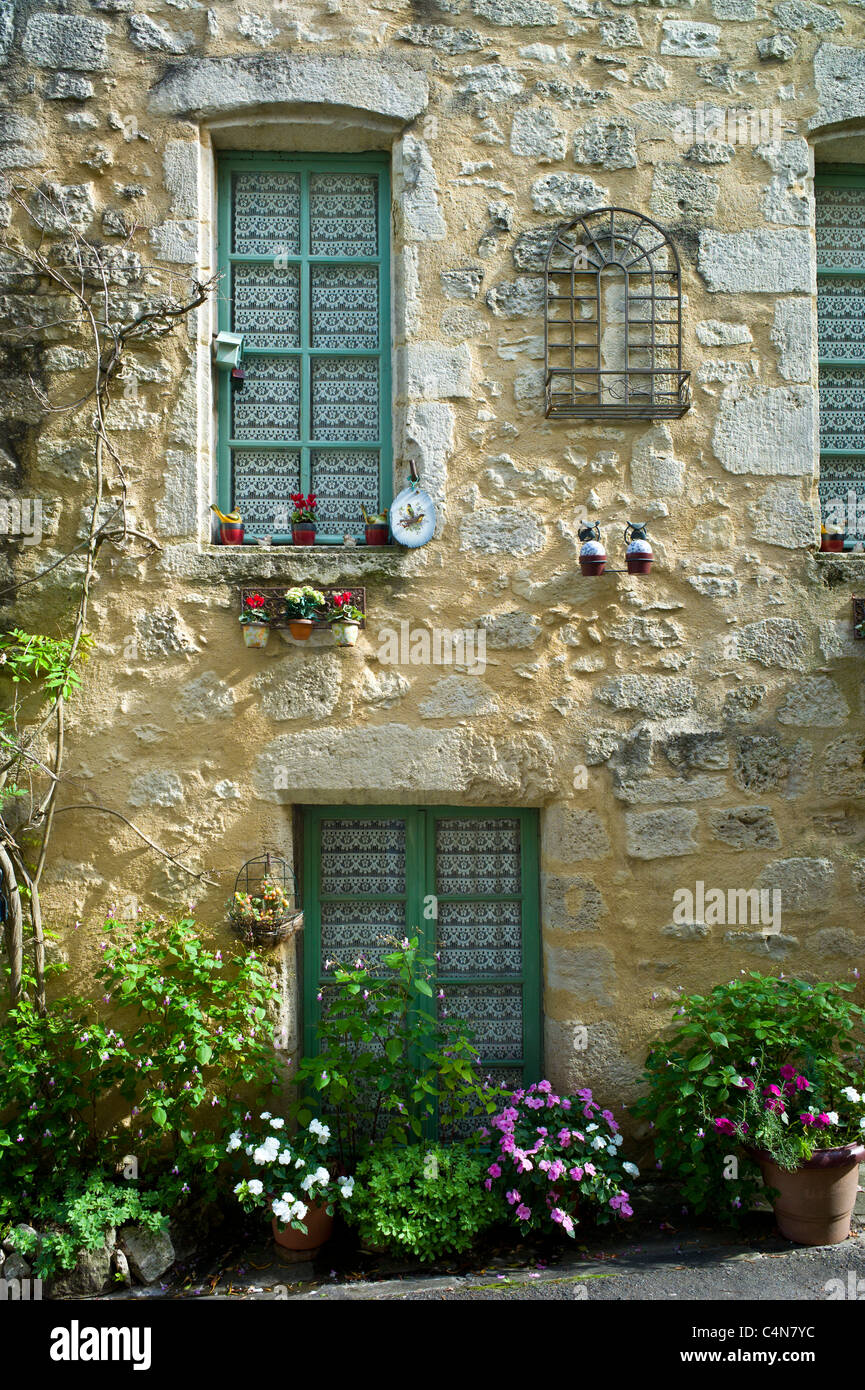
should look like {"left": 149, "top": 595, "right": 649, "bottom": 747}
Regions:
{"left": 544, "top": 207, "right": 690, "bottom": 420}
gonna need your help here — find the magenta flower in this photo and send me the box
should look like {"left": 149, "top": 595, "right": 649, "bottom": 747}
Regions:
{"left": 516, "top": 1204, "right": 531, "bottom": 1221}
{"left": 713, "top": 1117, "right": 737, "bottom": 1136}
{"left": 569, "top": 1165, "right": 584, "bottom": 1182}
{"left": 488, "top": 1163, "right": 502, "bottom": 1179}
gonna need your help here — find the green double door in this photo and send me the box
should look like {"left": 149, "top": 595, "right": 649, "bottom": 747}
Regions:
{"left": 301, "top": 806, "right": 541, "bottom": 1097}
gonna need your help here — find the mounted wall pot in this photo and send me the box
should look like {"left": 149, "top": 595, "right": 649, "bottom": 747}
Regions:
{"left": 578, "top": 521, "right": 606, "bottom": 576}
{"left": 625, "top": 521, "right": 653, "bottom": 575}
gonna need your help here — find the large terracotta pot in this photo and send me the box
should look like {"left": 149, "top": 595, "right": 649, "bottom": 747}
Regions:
{"left": 287, "top": 618, "right": 314, "bottom": 641}
{"left": 752, "top": 1143, "right": 865, "bottom": 1246}
{"left": 272, "top": 1202, "right": 334, "bottom": 1253}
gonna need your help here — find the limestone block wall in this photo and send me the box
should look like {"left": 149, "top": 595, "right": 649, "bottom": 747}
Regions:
{"left": 1, "top": 0, "right": 865, "bottom": 1102}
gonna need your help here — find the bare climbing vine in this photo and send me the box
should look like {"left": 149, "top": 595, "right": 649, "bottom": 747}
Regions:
{"left": 0, "top": 184, "right": 219, "bottom": 1011}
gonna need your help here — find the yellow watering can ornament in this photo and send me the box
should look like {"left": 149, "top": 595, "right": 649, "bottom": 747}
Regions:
{"left": 210, "top": 504, "right": 242, "bottom": 524}
{"left": 210, "top": 503, "right": 244, "bottom": 545}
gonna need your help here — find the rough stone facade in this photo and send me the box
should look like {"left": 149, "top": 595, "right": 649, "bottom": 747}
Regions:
{"left": 2, "top": 0, "right": 865, "bottom": 1106}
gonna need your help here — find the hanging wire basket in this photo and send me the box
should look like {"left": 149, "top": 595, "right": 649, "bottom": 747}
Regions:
{"left": 227, "top": 850, "right": 303, "bottom": 950}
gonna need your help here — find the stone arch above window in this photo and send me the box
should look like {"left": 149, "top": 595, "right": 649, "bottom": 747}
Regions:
{"left": 544, "top": 207, "right": 690, "bottom": 421}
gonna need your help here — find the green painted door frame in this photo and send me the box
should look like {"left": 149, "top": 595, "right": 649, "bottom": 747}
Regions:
{"left": 301, "top": 806, "right": 542, "bottom": 1107}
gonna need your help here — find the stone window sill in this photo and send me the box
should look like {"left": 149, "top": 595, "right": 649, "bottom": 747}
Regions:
{"left": 159, "top": 542, "right": 412, "bottom": 583}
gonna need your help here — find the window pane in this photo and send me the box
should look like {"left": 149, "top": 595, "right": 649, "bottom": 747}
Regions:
{"left": 310, "top": 450, "right": 379, "bottom": 533}
{"left": 819, "top": 366, "right": 865, "bottom": 452}
{"left": 311, "top": 265, "right": 379, "bottom": 350}
{"left": 436, "top": 817, "right": 522, "bottom": 896}
{"left": 817, "top": 276, "right": 865, "bottom": 363}
{"left": 310, "top": 173, "right": 377, "bottom": 257}
{"left": 816, "top": 185, "right": 865, "bottom": 269}
{"left": 321, "top": 901, "right": 407, "bottom": 968}
{"left": 231, "top": 357, "right": 300, "bottom": 440}
{"left": 311, "top": 357, "right": 379, "bottom": 441}
{"left": 320, "top": 817, "right": 406, "bottom": 895}
{"left": 233, "top": 171, "right": 300, "bottom": 256}
{"left": 438, "top": 901, "right": 523, "bottom": 977}
{"left": 233, "top": 263, "right": 300, "bottom": 350}
{"left": 440, "top": 984, "right": 524, "bottom": 1060}
{"left": 232, "top": 451, "right": 301, "bottom": 537}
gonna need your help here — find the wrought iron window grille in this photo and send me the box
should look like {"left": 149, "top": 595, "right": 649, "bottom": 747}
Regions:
{"left": 543, "top": 207, "right": 690, "bottom": 420}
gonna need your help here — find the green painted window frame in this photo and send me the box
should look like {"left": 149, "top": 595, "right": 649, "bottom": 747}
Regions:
{"left": 216, "top": 152, "right": 393, "bottom": 544}
{"left": 815, "top": 165, "right": 865, "bottom": 467}
{"left": 301, "top": 806, "right": 542, "bottom": 1125}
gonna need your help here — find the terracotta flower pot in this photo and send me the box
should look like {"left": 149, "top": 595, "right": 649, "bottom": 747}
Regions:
{"left": 272, "top": 1202, "right": 334, "bottom": 1253}
{"left": 331, "top": 620, "right": 360, "bottom": 648}
{"left": 242, "top": 623, "right": 270, "bottom": 648}
{"left": 220, "top": 522, "right": 244, "bottom": 545}
{"left": 292, "top": 524, "right": 316, "bottom": 546}
{"left": 287, "top": 618, "right": 314, "bottom": 641}
{"left": 626, "top": 554, "right": 652, "bottom": 574}
{"left": 365, "top": 524, "right": 390, "bottom": 546}
{"left": 751, "top": 1142, "right": 865, "bottom": 1246}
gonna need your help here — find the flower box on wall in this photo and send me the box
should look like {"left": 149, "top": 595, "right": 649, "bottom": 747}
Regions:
{"left": 238, "top": 586, "right": 367, "bottom": 632}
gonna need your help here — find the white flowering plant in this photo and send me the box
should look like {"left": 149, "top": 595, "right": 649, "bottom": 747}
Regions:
{"left": 227, "top": 1113, "right": 353, "bottom": 1234}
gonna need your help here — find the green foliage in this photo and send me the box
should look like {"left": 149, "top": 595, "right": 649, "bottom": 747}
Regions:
{"left": 292, "top": 936, "right": 504, "bottom": 1166}
{"left": 5, "top": 1173, "right": 167, "bottom": 1279}
{"left": 0, "top": 918, "right": 282, "bottom": 1220}
{"left": 344, "top": 1144, "right": 505, "bottom": 1262}
{"left": 95, "top": 917, "right": 283, "bottom": 1202}
{"left": 633, "top": 973, "right": 865, "bottom": 1220}
{"left": 0, "top": 628, "right": 93, "bottom": 702}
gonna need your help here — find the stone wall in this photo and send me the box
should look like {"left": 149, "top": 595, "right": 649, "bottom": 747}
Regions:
{"left": 2, "top": 0, "right": 865, "bottom": 1103}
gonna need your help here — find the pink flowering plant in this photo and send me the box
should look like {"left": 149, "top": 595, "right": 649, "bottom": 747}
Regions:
{"left": 708, "top": 1060, "right": 865, "bottom": 1171}
{"left": 486, "top": 1081, "right": 639, "bottom": 1237}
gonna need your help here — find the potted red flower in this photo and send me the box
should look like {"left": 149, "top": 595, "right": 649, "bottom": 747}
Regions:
{"left": 327, "top": 590, "right": 364, "bottom": 647}
{"left": 238, "top": 592, "right": 272, "bottom": 648}
{"left": 290, "top": 492, "right": 318, "bottom": 546}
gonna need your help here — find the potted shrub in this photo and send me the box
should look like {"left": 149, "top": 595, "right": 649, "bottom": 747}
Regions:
{"left": 486, "top": 1082, "right": 638, "bottom": 1238}
{"left": 227, "top": 877, "right": 303, "bottom": 949}
{"left": 327, "top": 590, "right": 364, "bottom": 647}
{"left": 283, "top": 585, "right": 325, "bottom": 641}
{"left": 238, "top": 592, "right": 272, "bottom": 648}
{"left": 290, "top": 492, "right": 318, "bottom": 546}
{"left": 709, "top": 1064, "right": 865, "bottom": 1246}
{"left": 362, "top": 507, "right": 390, "bottom": 547}
{"left": 228, "top": 1114, "right": 353, "bottom": 1254}
{"left": 635, "top": 973, "right": 865, "bottom": 1238}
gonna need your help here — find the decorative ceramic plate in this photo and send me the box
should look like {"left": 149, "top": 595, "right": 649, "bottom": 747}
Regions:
{"left": 389, "top": 485, "right": 437, "bottom": 548}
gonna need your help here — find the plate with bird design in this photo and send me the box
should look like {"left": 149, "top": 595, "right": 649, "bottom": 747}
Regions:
{"left": 389, "top": 485, "right": 437, "bottom": 548}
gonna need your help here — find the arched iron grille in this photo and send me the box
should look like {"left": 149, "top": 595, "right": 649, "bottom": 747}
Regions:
{"left": 544, "top": 207, "right": 690, "bottom": 419}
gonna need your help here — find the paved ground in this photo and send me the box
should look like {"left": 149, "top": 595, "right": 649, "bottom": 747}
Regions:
{"left": 291, "top": 1233, "right": 865, "bottom": 1302}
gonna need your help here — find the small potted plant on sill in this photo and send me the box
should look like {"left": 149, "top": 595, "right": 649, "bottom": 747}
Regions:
{"left": 227, "top": 1115, "right": 354, "bottom": 1255}
{"left": 821, "top": 523, "right": 846, "bottom": 553}
{"left": 361, "top": 506, "right": 390, "bottom": 547}
{"left": 327, "top": 590, "right": 364, "bottom": 647}
{"left": 239, "top": 591, "right": 272, "bottom": 648}
{"left": 283, "top": 585, "right": 326, "bottom": 641}
{"left": 290, "top": 491, "right": 318, "bottom": 546}
{"left": 227, "top": 876, "right": 303, "bottom": 949}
